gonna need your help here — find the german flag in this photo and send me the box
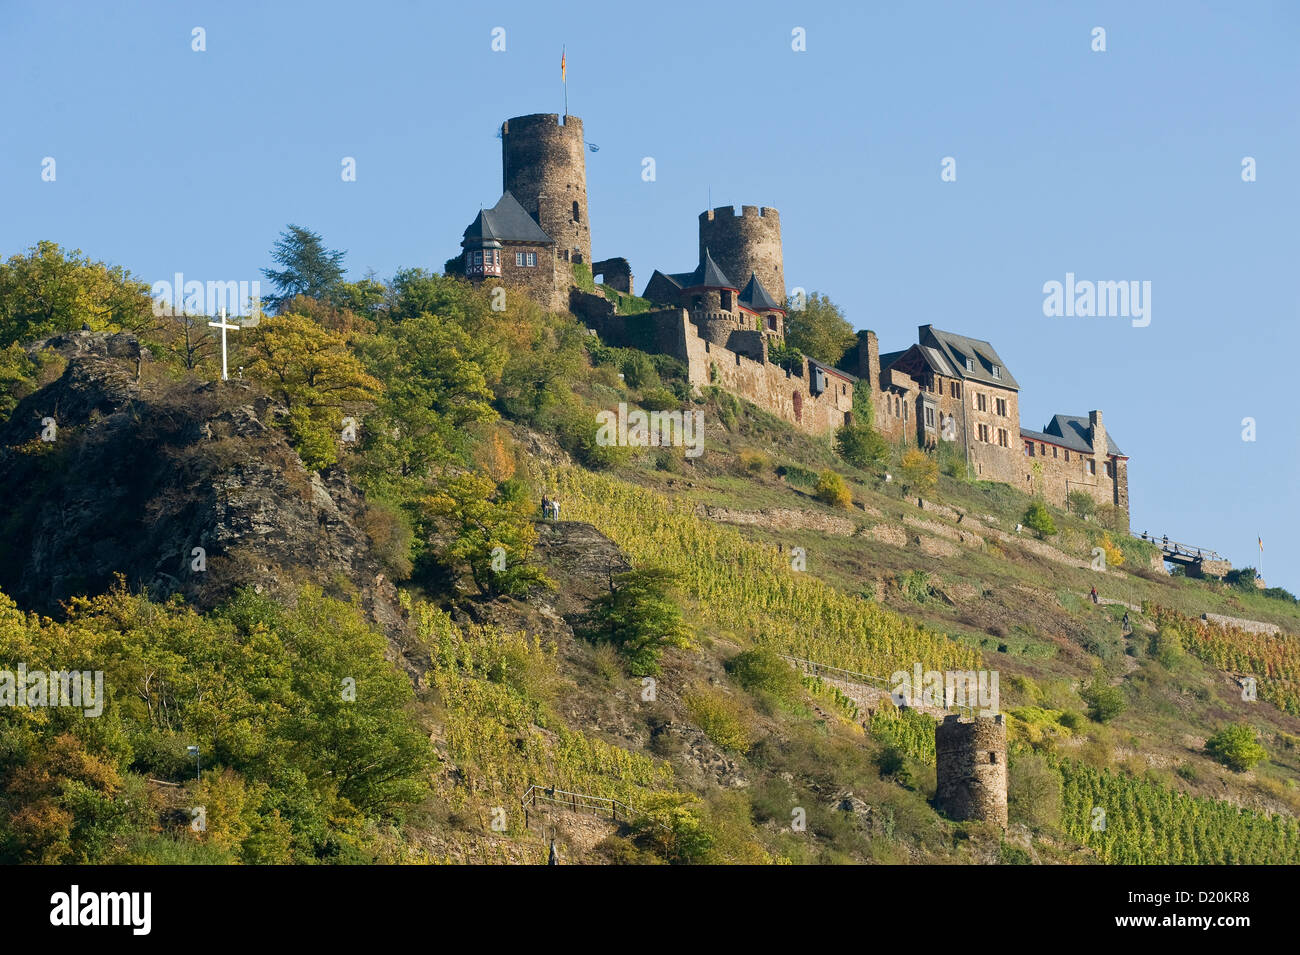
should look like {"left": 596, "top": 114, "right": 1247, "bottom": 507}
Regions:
{"left": 561, "top": 49, "right": 566, "bottom": 82}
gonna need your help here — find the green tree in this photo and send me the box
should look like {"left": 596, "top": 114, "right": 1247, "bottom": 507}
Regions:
{"left": 1023, "top": 500, "right": 1057, "bottom": 539}
{"left": 1205, "top": 724, "right": 1267, "bottom": 772}
{"left": 782, "top": 291, "right": 856, "bottom": 365}
{"left": 767, "top": 339, "right": 804, "bottom": 373}
{"left": 356, "top": 311, "right": 501, "bottom": 505}
{"left": 0, "top": 241, "right": 153, "bottom": 347}
{"left": 244, "top": 312, "right": 382, "bottom": 469}
{"left": 587, "top": 567, "right": 692, "bottom": 675}
{"left": 261, "top": 225, "right": 347, "bottom": 312}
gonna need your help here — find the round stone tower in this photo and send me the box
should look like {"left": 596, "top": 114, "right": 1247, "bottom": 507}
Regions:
{"left": 502, "top": 113, "right": 591, "bottom": 265}
{"left": 698, "top": 205, "right": 784, "bottom": 305}
{"left": 935, "top": 714, "right": 1008, "bottom": 828}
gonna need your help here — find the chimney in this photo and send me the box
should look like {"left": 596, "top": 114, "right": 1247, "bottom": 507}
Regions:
{"left": 857, "top": 329, "right": 880, "bottom": 383}
{"left": 1089, "top": 410, "right": 1107, "bottom": 456}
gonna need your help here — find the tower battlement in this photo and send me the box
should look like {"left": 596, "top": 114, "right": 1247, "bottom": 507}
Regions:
{"left": 698, "top": 205, "right": 784, "bottom": 306}
{"left": 502, "top": 113, "right": 590, "bottom": 265}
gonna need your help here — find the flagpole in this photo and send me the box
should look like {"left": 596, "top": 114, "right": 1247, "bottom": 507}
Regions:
{"left": 562, "top": 45, "right": 568, "bottom": 117}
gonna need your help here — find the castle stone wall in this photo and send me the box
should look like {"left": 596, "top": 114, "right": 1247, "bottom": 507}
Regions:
{"left": 502, "top": 114, "right": 591, "bottom": 265}
{"left": 591, "top": 257, "right": 633, "bottom": 294}
{"left": 699, "top": 206, "right": 784, "bottom": 303}
{"left": 935, "top": 714, "right": 1008, "bottom": 828}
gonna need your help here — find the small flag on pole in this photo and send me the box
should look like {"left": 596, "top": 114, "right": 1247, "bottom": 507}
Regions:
{"left": 561, "top": 49, "right": 566, "bottom": 81}
{"left": 1259, "top": 536, "right": 1263, "bottom": 552}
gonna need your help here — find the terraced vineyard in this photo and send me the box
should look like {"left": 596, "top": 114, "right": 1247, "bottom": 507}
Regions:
{"left": 548, "top": 466, "right": 979, "bottom": 679}
{"left": 1148, "top": 604, "right": 1300, "bottom": 715}
{"left": 413, "top": 599, "right": 676, "bottom": 832}
{"left": 1057, "top": 758, "right": 1300, "bottom": 864}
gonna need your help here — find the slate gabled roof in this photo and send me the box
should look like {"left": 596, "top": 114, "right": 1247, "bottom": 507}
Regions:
{"left": 1043, "top": 414, "right": 1124, "bottom": 456}
{"left": 808, "top": 356, "right": 857, "bottom": 383}
{"left": 462, "top": 191, "right": 554, "bottom": 246}
{"left": 739, "top": 272, "right": 783, "bottom": 312}
{"left": 920, "top": 325, "right": 1019, "bottom": 390}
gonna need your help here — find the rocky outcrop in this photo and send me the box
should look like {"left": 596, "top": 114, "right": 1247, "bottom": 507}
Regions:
{"left": 0, "top": 331, "right": 419, "bottom": 671}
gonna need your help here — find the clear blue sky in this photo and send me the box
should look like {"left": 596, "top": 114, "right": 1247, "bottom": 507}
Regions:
{"left": 3, "top": 1, "right": 1297, "bottom": 588}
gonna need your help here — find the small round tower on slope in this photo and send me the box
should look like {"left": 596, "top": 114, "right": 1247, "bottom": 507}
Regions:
{"left": 698, "top": 205, "right": 784, "bottom": 305}
{"left": 502, "top": 113, "right": 591, "bottom": 266}
{"left": 935, "top": 714, "right": 1008, "bottom": 828}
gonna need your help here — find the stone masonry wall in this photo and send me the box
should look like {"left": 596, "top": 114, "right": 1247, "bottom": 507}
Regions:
{"left": 935, "top": 714, "right": 1008, "bottom": 828}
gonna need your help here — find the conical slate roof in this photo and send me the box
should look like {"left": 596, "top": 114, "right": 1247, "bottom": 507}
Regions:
{"left": 695, "top": 248, "right": 736, "bottom": 290}
{"left": 739, "top": 271, "right": 782, "bottom": 311}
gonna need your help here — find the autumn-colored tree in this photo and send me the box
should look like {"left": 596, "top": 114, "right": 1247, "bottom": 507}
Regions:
{"left": 422, "top": 471, "right": 549, "bottom": 597}
{"left": 899, "top": 448, "right": 938, "bottom": 496}
{"left": 0, "top": 241, "right": 154, "bottom": 346}
{"left": 477, "top": 431, "right": 516, "bottom": 483}
{"left": 243, "top": 312, "right": 381, "bottom": 470}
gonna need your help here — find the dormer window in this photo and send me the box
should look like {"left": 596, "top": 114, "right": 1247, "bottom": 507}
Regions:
{"left": 965, "top": 356, "right": 975, "bottom": 372}
{"left": 992, "top": 364, "right": 1002, "bottom": 380}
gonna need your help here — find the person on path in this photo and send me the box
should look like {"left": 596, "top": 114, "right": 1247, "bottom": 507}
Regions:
{"left": 1090, "top": 585, "right": 1099, "bottom": 604}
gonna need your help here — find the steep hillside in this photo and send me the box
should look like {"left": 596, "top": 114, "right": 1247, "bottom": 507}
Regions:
{"left": 0, "top": 265, "right": 1296, "bottom": 866}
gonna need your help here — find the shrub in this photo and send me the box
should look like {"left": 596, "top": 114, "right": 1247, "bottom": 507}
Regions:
{"left": 628, "top": 793, "right": 713, "bottom": 864}
{"left": 683, "top": 687, "right": 754, "bottom": 751}
{"left": 1008, "top": 752, "right": 1063, "bottom": 830}
{"left": 899, "top": 449, "right": 938, "bottom": 496}
{"left": 778, "top": 463, "right": 818, "bottom": 488}
{"left": 1149, "top": 628, "right": 1182, "bottom": 668}
{"left": 1205, "top": 724, "right": 1267, "bottom": 772}
{"left": 1224, "top": 567, "right": 1258, "bottom": 592}
{"left": 638, "top": 388, "right": 679, "bottom": 412}
{"left": 727, "top": 647, "right": 802, "bottom": 708}
{"left": 1066, "top": 490, "right": 1095, "bottom": 519}
{"left": 814, "top": 470, "right": 853, "bottom": 509}
{"left": 937, "top": 442, "right": 969, "bottom": 480}
{"left": 1080, "top": 671, "right": 1125, "bottom": 723}
{"left": 737, "top": 449, "right": 771, "bottom": 474}
{"left": 897, "top": 570, "right": 931, "bottom": 604}
{"left": 360, "top": 501, "right": 414, "bottom": 580}
{"left": 1023, "top": 501, "right": 1057, "bottom": 539}
{"left": 620, "top": 351, "right": 659, "bottom": 390}
{"left": 1099, "top": 532, "right": 1125, "bottom": 568}
{"left": 998, "top": 842, "right": 1033, "bottom": 865}
{"left": 835, "top": 425, "right": 889, "bottom": 470}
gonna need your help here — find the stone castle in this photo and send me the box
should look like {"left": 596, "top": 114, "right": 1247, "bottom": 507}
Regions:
{"left": 450, "top": 112, "right": 1129, "bottom": 528}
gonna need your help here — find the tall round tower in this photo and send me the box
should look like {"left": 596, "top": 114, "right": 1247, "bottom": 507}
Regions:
{"left": 501, "top": 113, "right": 591, "bottom": 265}
{"left": 935, "top": 714, "right": 1008, "bottom": 828}
{"left": 698, "top": 205, "right": 784, "bottom": 304}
